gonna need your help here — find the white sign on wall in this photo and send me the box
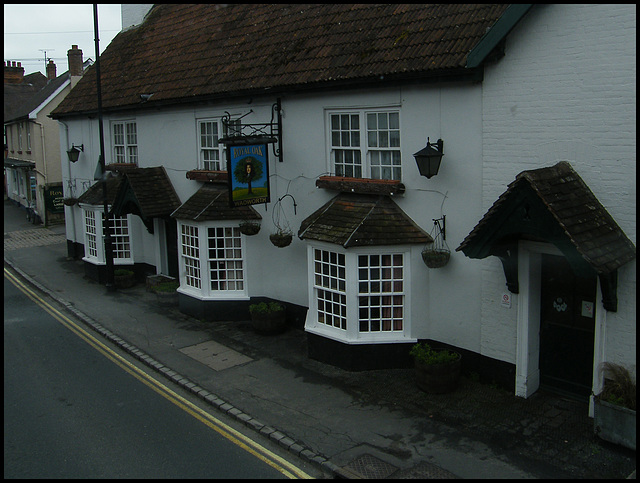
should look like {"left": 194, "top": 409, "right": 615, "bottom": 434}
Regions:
{"left": 501, "top": 292, "right": 512, "bottom": 308}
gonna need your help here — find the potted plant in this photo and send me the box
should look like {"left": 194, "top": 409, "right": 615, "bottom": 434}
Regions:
{"left": 113, "top": 269, "right": 136, "bottom": 289}
{"left": 593, "top": 362, "right": 636, "bottom": 450}
{"left": 249, "top": 301, "right": 287, "bottom": 334}
{"left": 421, "top": 247, "right": 450, "bottom": 268}
{"left": 410, "top": 342, "right": 461, "bottom": 394}
{"left": 239, "top": 220, "right": 261, "bottom": 236}
{"left": 150, "top": 279, "right": 179, "bottom": 306}
{"left": 269, "top": 229, "right": 293, "bottom": 248}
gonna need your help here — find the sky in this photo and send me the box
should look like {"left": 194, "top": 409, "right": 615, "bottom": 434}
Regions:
{"left": 4, "top": 4, "right": 122, "bottom": 77}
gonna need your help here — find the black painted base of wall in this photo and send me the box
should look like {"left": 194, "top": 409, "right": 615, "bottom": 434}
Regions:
{"left": 178, "top": 295, "right": 308, "bottom": 330}
{"left": 67, "top": 240, "right": 84, "bottom": 260}
{"left": 307, "top": 335, "right": 516, "bottom": 391}
{"left": 307, "top": 334, "right": 415, "bottom": 371}
{"left": 83, "top": 261, "right": 156, "bottom": 285}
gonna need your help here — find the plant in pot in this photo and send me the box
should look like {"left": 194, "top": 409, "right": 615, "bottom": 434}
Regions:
{"left": 239, "top": 220, "right": 261, "bottom": 236}
{"left": 150, "top": 279, "right": 179, "bottom": 306}
{"left": 410, "top": 342, "right": 461, "bottom": 394}
{"left": 593, "top": 362, "right": 636, "bottom": 450}
{"left": 113, "top": 268, "right": 136, "bottom": 289}
{"left": 249, "top": 301, "right": 286, "bottom": 335}
{"left": 269, "top": 229, "right": 293, "bottom": 248}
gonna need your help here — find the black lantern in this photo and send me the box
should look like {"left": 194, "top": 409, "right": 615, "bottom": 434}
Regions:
{"left": 67, "top": 144, "right": 84, "bottom": 162}
{"left": 413, "top": 138, "right": 444, "bottom": 178}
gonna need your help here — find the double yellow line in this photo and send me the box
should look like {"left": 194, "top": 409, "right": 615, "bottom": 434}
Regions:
{"left": 4, "top": 267, "right": 314, "bottom": 479}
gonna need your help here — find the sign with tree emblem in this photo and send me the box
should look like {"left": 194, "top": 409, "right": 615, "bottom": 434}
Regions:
{"left": 227, "top": 143, "right": 270, "bottom": 207}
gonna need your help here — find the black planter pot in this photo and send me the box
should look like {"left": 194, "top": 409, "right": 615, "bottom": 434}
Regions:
{"left": 414, "top": 352, "right": 461, "bottom": 394}
{"left": 250, "top": 311, "right": 287, "bottom": 335}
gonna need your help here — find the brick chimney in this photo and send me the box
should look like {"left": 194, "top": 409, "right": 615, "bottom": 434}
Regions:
{"left": 46, "top": 59, "right": 57, "bottom": 80}
{"left": 4, "top": 61, "right": 25, "bottom": 84}
{"left": 67, "top": 45, "right": 83, "bottom": 77}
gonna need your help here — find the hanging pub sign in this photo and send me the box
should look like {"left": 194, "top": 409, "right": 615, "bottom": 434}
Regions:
{"left": 226, "top": 143, "right": 270, "bottom": 207}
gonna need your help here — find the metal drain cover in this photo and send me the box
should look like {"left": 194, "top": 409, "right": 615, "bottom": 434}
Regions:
{"left": 342, "top": 453, "right": 398, "bottom": 479}
{"left": 392, "top": 461, "right": 458, "bottom": 479}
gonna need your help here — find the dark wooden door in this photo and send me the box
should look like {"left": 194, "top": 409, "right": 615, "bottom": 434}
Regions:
{"left": 539, "top": 254, "right": 596, "bottom": 398}
{"left": 165, "top": 218, "right": 179, "bottom": 279}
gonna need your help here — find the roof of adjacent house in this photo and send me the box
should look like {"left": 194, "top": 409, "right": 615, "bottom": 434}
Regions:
{"left": 5, "top": 60, "right": 93, "bottom": 123}
{"left": 51, "top": 3, "right": 514, "bottom": 118}
{"left": 171, "top": 183, "right": 262, "bottom": 222}
{"left": 298, "top": 192, "right": 432, "bottom": 247}
{"left": 457, "top": 161, "right": 636, "bottom": 274}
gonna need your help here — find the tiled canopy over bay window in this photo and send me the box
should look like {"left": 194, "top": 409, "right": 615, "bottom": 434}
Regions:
{"left": 299, "top": 192, "right": 432, "bottom": 343}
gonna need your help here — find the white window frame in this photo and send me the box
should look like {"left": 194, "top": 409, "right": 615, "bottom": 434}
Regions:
{"left": 111, "top": 120, "right": 138, "bottom": 164}
{"left": 197, "top": 119, "right": 224, "bottom": 170}
{"left": 327, "top": 108, "right": 402, "bottom": 181}
{"left": 81, "top": 205, "right": 133, "bottom": 265}
{"left": 305, "top": 242, "right": 413, "bottom": 344}
{"left": 177, "top": 220, "right": 249, "bottom": 300}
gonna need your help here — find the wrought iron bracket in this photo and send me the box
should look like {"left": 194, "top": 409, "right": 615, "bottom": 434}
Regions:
{"left": 220, "top": 98, "right": 283, "bottom": 162}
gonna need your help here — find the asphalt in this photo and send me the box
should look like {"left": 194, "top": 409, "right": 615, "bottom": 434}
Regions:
{"left": 4, "top": 199, "right": 636, "bottom": 479}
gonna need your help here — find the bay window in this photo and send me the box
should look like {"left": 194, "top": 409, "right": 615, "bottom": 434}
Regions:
{"left": 82, "top": 207, "right": 132, "bottom": 264}
{"left": 178, "top": 221, "right": 247, "bottom": 299}
{"left": 307, "top": 244, "right": 410, "bottom": 343}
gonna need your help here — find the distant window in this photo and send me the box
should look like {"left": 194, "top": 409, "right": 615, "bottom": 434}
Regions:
{"left": 112, "top": 121, "right": 137, "bottom": 164}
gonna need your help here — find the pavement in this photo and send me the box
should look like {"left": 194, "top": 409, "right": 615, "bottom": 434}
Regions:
{"left": 4, "top": 199, "right": 636, "bottom": 479}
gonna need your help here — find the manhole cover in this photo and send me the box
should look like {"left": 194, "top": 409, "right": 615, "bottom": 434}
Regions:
{"left": 393, "top": 461, "right": 458, "bottom": 479}
{"left": 342, "top": 454, "right": 398, "bottom": 479}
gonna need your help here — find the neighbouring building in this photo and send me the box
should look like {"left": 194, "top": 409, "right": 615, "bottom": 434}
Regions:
{"left": 50, "top": 4, "right": 635, "bottom": 416}
{"left": 4, "top": 46, "right": 92, "bottom": 225}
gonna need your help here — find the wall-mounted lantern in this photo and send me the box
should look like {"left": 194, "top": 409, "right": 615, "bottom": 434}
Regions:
{"left": 67, "top": 144, "right": 84, "bottom": 162}
{"left": 413, "top": 138, "right": 444, "bottom": 178}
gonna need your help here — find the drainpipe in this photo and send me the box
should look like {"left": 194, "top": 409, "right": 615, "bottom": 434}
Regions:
{"left": 33, "top": 120, "right": 48, "bottom": 226}
{"left": 58, "top": 119, "right": 77, "bottom": 254}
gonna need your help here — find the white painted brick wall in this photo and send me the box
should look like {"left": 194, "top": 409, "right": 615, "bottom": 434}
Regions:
{"left": 480, "top": 4, "right": 636, "bottom": 366}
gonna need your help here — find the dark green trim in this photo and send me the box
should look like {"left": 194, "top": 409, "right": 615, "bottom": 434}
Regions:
{"left": 466, "top": 4, "right": 534, "bottom": 69}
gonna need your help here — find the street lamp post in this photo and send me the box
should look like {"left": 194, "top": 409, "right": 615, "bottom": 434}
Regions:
{"left": 94, "top": 4, "right": 115, "bottom": 291}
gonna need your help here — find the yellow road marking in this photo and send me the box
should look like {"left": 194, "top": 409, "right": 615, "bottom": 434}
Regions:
{"left": 4, "top": 267, "right": 314, "bottom": 479}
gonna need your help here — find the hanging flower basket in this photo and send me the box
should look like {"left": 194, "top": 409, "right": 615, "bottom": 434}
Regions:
{"left": 422, "top": 248, "right": 450, "bottom": 268}
{"left": 269, "top": 231, "right": 293, "bottom": 248}
{"left": 63, "top": 197, "right": 78, "bottom": 206}
{"left": 239, "top": 220, "right": 261, "bottom": 236}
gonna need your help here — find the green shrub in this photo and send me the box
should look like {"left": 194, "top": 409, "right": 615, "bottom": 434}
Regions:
{"left": 249, "top": 301, "right": 284, "bottom": 315}
{"left": 599, "top": 362, "right": 636, "bottom": 411}
{"left": 114, "top": 269, "right": 134, "bottom": 277}
{"left": 410, "top": 342, "right": 459, "bottom": 365}
{"left": 152, "top": 281, "right": 179, "bottom": 292}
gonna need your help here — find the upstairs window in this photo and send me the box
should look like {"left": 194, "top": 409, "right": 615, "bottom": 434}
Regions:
{"left": 112, "top": 121, "right": 138, "bottom": 164}
{"left": 329, "top": 110, "right": 401, "bottom": 181}
{"left": 198, "top": 120, "right": 223, "bottom": 171}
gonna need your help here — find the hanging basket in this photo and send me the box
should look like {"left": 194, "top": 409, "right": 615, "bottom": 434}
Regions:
{"left": 269, "top": 231, "right": 293, "bottom": 248}
{"left": 422, "top": 248, "right": 451, "bottom": 268}
{"left": 239, "top": 220, "right": 261, "bottom": 236}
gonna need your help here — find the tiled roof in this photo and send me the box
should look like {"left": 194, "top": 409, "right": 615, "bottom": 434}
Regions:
{"left": 171, "top": 183, "right": 262, "bottom": 222}
{"left": 298, "top": 192, "right": 432, "bottom": 247}
{"left": 51, "top": 4, "right": 510, "bottom": 117}
{"left": 77, "top": 175, "right": 122, "bottom": 205}
{"left": 457, "top": 161, "right": 636, "bottom": 274}
{"left": 118, "top": 167, "right": 181, "bottom": 218}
